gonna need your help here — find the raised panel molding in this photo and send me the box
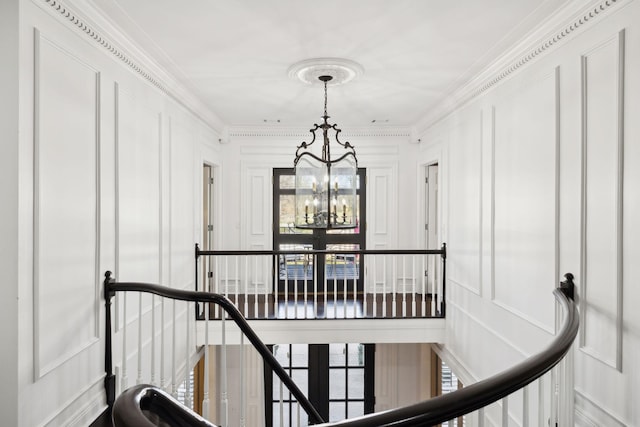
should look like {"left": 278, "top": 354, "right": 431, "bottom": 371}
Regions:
{"left": 579, "top": 30, "right": 624, "bottom": 370}
{"left": 447, "top": 111, "right": 482, "bottom": 295}
{"left": 492, "top": 67, "right": 560, "bottom": 334}
{"left": 240, "top": 163, "right": 272, "bottom": 250}
{"left": 33, "top": 29, "right": 101, "bottom": 378}
{"left": 575, "top": 391, "right": 626, "bottom": 427}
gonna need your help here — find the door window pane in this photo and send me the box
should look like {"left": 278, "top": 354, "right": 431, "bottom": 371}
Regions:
{"left": 329, "top": 402, "right": 346, "bottom": 422}
{"left": 348, "top": 402, "right": 364, "bottom": 418}
{"left": 348, "top": 370, "right": 365, "bottom": 398}
{"left": 329, "top": 343, "right": 346, "bottom": 366}
{"left": 347, "top": 343, "right": 365, "bottom": 366}
{"left": 329, "top": 369, "right": 346, "bottom": 399}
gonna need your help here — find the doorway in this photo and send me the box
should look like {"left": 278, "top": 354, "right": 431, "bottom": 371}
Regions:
{"left": 272, "top": 168, "right": 366, "bottom": 296}
{"left": 425, "top": 164, "right": 439, "bottom": 249}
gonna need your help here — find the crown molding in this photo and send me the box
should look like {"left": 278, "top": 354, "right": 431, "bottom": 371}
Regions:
{"left": 37, "top": 0, "right": 226, "bottom": 134}
{"left": 228, "top": 125, "right": 411, "bottom": 139}
{"left": 412, "top": 0, "right": 630, "bottom": 137}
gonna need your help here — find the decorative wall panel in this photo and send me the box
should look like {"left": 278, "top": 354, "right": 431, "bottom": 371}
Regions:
{"left": 116, "top": 84, "right": 161, "bottom": 284}
{"left": 448, "top": 112, "right": 482, "bottom": 294}
{"left": 492, "top": 68, "right": 559, "bottom": 332}
{"left": 580, "top": 30, "right": 624, "bottom": 370}
{"left": 33, "top": 32, "right": 100, "bottom": 378}
{"left": 170, "top": 119, "right": 196, "bottom": 289}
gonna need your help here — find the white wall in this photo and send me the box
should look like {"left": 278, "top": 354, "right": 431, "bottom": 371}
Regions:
{"left": 0, "top": 0, "right": 20, "bottom": 424}
{"left": 8, "top": 1, "right": 221, "bottom": 425}
{"left": 417, "top": 1, "right": 639, "bottom": 425}
{"left": 220, "top": 130, "right": 420, "bottom": 253}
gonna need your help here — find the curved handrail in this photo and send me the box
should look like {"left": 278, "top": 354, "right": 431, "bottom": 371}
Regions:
{"left": 112, "top": 384, "right": 218, "bottom": 427}
{"left": 107, "top": 272, "right": 577, "bottom": 426}
{"left": 104, "top": 271, "right": 325, "bottom": 424}
{"left": 314, "top": 273, "right": 579, "bottom": 426}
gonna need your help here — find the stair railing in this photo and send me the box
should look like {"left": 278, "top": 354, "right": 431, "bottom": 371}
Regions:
{"left": 107, "top": 273, "right": 577, "bottom": 426}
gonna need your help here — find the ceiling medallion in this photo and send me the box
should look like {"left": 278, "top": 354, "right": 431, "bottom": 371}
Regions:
{"left": 287, "top": 58, "right": 365, "bottom": 86}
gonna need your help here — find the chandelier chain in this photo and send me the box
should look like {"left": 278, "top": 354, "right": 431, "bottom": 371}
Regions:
{"left": 324, "top": 80, "right": 328, "bottom": 118}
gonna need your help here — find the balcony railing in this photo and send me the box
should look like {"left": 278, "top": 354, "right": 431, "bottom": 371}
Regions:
{"left": 105, "top": 272, "right": 578, "bottom": 426}
{"left": 195, "top": 243, "right": 447, "bottom": 320}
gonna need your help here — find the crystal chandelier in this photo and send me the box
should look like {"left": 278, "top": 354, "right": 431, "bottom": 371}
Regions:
{"left": 294, "top": 75, "right": 358, "bottom": 229}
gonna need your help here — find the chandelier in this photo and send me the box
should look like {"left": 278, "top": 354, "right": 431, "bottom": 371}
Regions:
{"left": 294, "top": 75, "right": 358, "bottom": 229}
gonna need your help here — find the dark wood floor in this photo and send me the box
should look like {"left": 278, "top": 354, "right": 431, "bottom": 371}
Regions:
{"left": 200, "top": 293, "right": 441, "bottom": 320}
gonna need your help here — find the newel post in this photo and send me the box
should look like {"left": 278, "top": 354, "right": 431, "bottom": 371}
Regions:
{"left": 104, "top": 271, "right": 116, "bottom": 411}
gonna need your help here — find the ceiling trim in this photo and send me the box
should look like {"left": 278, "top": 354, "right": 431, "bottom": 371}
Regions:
{"left": 228, "top": 126, "right": 411, "bottom": 139}
{"left": 412, "top": 0, "right": 629, "bottom": 138}
{"left": 38, "top": 0, "right": 226, "bottom": 134}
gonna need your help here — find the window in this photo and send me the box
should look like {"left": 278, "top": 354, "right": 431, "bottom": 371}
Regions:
{"left": 265, "top": 343, "right": 374, "bottom": 426}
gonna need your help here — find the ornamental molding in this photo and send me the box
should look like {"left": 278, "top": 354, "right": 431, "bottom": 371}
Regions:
{"left": 413, "top": 0, "right": 629, "bottom": 137}
{"left": 39, "top": 0, "right": 225, "bottom": 134}
{"left": 228, "top": 126, "right": 411, "bottom": 139}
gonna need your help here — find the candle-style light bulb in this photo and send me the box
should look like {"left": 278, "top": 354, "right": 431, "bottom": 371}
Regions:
{"left": 342, "top": 198, "right": 347, "bottom": 216}
{"left": 312, "top": 177, "right": 317, "bottom": 193}
{"left": 334, "top": 178, "right": 338, "bottom": 192}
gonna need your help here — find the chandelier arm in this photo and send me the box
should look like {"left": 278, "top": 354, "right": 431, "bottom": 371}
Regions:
{"left": 294, "top": 126, "right": 320, "bottom": 158}
{"left": 328, "top": 151, "right": 358, "bottom": 167}
{"left": 331, "top": 125, "right": 355, "bottom": 151}
{"left": 293, "top": 150, "right": 326, "bottom": 167}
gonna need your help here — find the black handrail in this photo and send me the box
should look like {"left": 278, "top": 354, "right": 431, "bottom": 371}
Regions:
{"left": 108, "top": 273, "right": 577, "bottom": 426}
{"left": 103, "top": 271, "right": 325, "bottom": 424}
{"left": 112, "top": 384, "right": 218, "bottom": 427}
{"left": 313, "top": 273, "right": 578, "bottom": 426}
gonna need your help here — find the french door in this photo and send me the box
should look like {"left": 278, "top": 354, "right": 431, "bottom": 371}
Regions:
{"left": 272, "top": 168, "right": 366, "bottom": 295}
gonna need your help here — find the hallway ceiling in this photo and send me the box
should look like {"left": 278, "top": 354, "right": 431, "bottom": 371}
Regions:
{"left": 88, "top": 0, "right": 570, "bottom": 128}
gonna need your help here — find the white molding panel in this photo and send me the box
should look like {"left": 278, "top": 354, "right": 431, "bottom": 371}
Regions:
{"left": 33, "top": 29, "right": 101, "bottom": 379}
{"left": 492, "top": 67, "right": 560, "bottom": 334}
{"left": 575, "top": 390, "right": 626, "bottom": 427}
{"left": 447, "top": 111, "right": 482, "bottom": 295}
{"left": 579, "top": 30, "right": 625, "bottom": 371}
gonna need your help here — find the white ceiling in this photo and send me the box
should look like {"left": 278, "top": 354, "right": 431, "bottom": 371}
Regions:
{"left": 88, "top": 0, "right": 571, "bottom": 129}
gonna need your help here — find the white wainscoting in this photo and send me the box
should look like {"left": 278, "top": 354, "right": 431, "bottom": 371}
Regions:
{"left": 579, "top": 30, "right": 625, "bottom": 371}
{"left": 447, "top": 110, "right": 483, "bottom": 295}
{"left": 33, "top": 29, "right": 101, "bottom": 379}
{"left": 492, "top": 67, "right": 559, "bottom": 334}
